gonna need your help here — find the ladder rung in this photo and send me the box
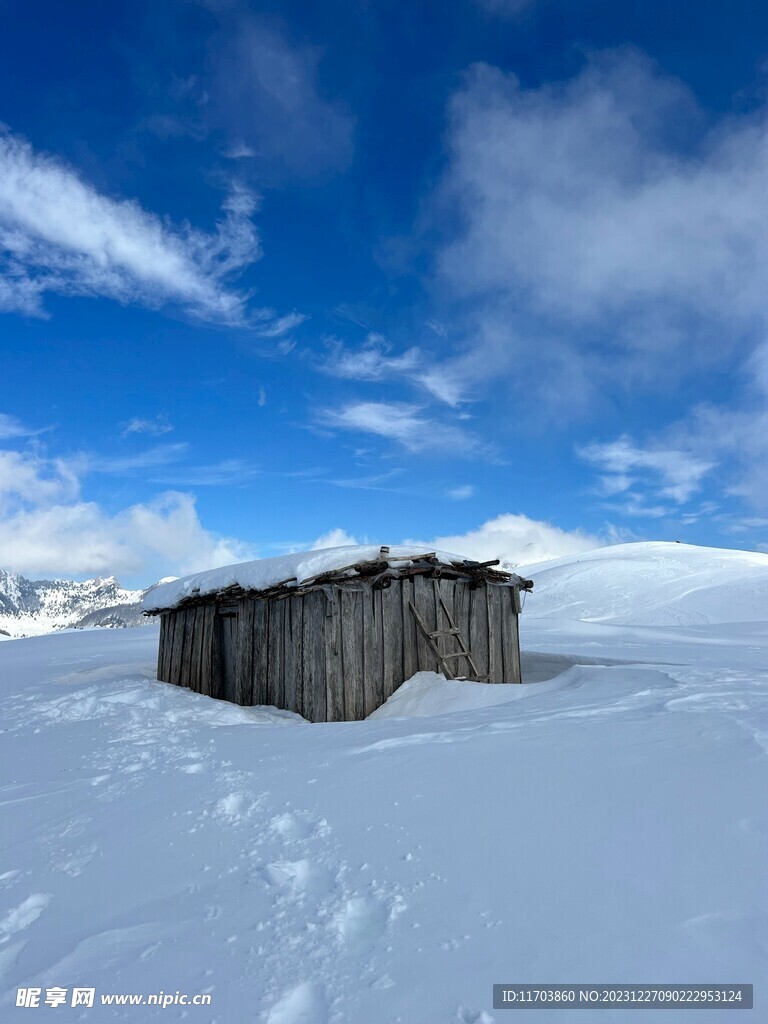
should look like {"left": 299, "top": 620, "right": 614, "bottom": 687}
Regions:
{"left": 429, "top": 627, "right": 460, "bottom": 638}
{"left": 441, "top": 652, "right": 471, "bottom": 659}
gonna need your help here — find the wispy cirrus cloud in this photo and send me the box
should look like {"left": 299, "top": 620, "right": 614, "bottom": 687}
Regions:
{"left": 149, "top": 458, "right": 260, "bottom": 487}
{"left": 0, "top": 412, "right": 43, "bottom": 440}
{"left": 0, "top": 129, "right": 264, "bottom": 325}
{"left": 322, "top": 334, "right": 421, "bottom": 382}
{"left": 320, "top": 333, "right": 470, "bottom": 406}
{"left": 445, "top": 484, "right": 475, "bottom": 501}
{"left": 121, "top": 416, "right": 174, "bottom": 438}
{"left": 256, "top": 312, "right": 309, "bottom": 338}
{"left": 579, "top": 436, "right": 715, "bottom": 505}
{"left": 320, "top": 401, "right": 486, "bottom": 456}
{"left": 87, "top": 444, "right": 190, "bottom": 475}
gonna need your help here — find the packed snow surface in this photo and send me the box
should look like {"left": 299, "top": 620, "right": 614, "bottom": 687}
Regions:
{"left": 2, "top": 541, "right": 767, "bottom": 1022}
{"left": 142, "top": 544, "right": 500, "bottom": 611}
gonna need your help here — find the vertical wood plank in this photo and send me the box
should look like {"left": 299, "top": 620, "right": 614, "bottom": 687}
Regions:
{"left": 170, "top": 609, "right": 186, "bottom": 687}
{"left": 453, "top": 584, "right": 470, "bottom": 678}
{"left": 362, "top": 586, "right": 382, "bottom": 716}
{"left": 302, "top": 591, "right": 326, "bottom": 722}
{"left": 413, "top": 575, "right": 439, "bottom": 673}
{"left": 283, "top": 597, "right": 295, "bottom": 713}
{"left": 500, "top": 586, "right": 523, "bottom": 683}
{"left": 487, "top": 585, "right": 504, "bottom": 682}
{"left": 199, "top": 605, "right": 214, "bottom": 696}
{"left": 216, "top": 612, "right": 239, "bottom": 702}
{"left": 251, "top": 599, "right": 269, "bottom": 706}
{"left": 267, "top": 598, "right": 285, "bottom": 710}
{"left": 234, "top": 599, "right": 253, "bottom": 705}
{"left": 283, "top": 595, "right": 303, "bottom": 716}
{"left": 341, "top": 590, "right": 364, "bottom": 721}
{"left": 210, "top": 609, "right": 223, "bottom": 700}
{"left": 401, "top": 579, "right": 418, "bottom": 682}
{"left": 469, "top": 584, "right": 490, "bottom": 682}
{"left": 190, "top": 606, "right": 204, "bottom": 692}
{"left": 324, "top": 590, "right": 344, "bottom": 722}
{"left": 164, "top": 613, "right": 175, "bottom": 682}
{"left": 157, "top": 615, "right": 167, "bottom": 681}
{"left": 438, "top": 579, "right": 455, "bottom": 670}
{"left": 381, "top": 584, "right": 402, "bottom": 701}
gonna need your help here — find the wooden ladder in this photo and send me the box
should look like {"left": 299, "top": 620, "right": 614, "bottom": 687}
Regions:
{"left": 409, "top": 596, "right": 486, "bottom": 680}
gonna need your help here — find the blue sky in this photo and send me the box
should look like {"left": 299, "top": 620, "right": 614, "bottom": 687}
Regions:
{"left": 3, "top": 0, "right": 768, "bottom": 585}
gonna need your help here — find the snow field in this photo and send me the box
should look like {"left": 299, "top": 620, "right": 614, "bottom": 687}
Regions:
{"left": 0, "top": 542, "right": 766, "bottom": 1021}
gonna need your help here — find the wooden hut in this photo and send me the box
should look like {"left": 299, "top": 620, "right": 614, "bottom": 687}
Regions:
{"left": 143, "top": 545, "right": 533, "bottom": 722}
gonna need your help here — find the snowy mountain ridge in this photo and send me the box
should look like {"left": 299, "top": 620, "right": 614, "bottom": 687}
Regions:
{"left": 0, "top": 569, "right": 155, "bottom": 637}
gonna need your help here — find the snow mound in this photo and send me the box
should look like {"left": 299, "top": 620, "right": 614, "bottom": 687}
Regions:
{"left": 521, "top": 540, "right": 768, "bottom": 626}
{"left": 368, "top": 671, "right": 573, "bottom": 719}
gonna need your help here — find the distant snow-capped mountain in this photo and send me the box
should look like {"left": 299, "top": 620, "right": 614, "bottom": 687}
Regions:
{"left": 0, "top": 570, "right": 172, "bottom": 638}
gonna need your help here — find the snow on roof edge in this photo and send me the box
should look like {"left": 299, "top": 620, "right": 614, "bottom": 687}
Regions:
{"left": 142, "top": 544, "right": 525, "bottom": 612}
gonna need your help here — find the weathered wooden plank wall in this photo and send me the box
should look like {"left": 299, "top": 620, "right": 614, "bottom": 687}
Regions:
{"left": 155, "top": 578, "right": 524, "bottom": 720}
{"left": 323, "top": 591, "right": 343, "bottom": 722}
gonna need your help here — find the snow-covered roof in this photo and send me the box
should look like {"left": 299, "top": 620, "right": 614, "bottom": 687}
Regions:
{"left": 143, "top": 544, "right": 532, "bottom": 613}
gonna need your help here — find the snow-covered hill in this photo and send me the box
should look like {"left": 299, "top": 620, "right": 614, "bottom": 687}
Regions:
{"left": 519, "top": 540, "right": 768, "bottom": 626}
{"left": 0, "top": 570, "right": 154, "bottom": 637}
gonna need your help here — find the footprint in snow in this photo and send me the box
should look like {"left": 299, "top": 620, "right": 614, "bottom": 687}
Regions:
{"left": 268, "top": 812, "right": 320, "bottom": 842}
{"left": 215, "top": 793, "right": 247, "bottom": 822}
{"left": 261, "top": 860, "right": 335, "bottom": 898}
{"left": 265, "top": 980, "right": 327, "bottom": 1024}
{"left": 0, "top": 893, "right": 51, "bottom": 941}
{"left": 332, "top": 896, "right": 390, "bottom": 955}
{"left": 457, "top": 1009, "right": 495, "bottom": 1023}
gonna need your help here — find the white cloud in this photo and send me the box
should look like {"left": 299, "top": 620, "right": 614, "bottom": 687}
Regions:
{"left": 0, "top": 492, "right": 252, "bottom": 579}
{"left": 322, "top": 334, "right": 421, "bottom": 382}
{"left": 436, "top": 49, "right": 768, "bottom": 416}
{"left": 0, "top": 412, "right": 40, "bottom": 440}
{"left": 149, "top": 458, "right": 260, "bottom": 486}
{"left": 413, "top": 513, "right": 602, "bottom": 567}
{"left": 321, "top": 334, "right": 469, "bottom": 406}
{"left": 256, "top": 312, "right": 309, "bottom": 337}
{"left": 579, "top": 436, "right": 715, "bottom": 504}
{"left": 445, "top": 485, "right": 475, "bottom": 500}
{"left": 311, "top": 528, "right": 359, "bottom": 549}
{"left": 88, "top": 444, "right": 190, "bottom": 475}
{"left": 414, "top": 366, "right": 468, "bottom": 407}
{"left": 0, "top": 449, "right": 80, "bottom": 513}
{"left": 121, "top": 416, "right": 174, "bottom": 437}
{"left": 320, "top": 401, "right": 483, "bottom": 455}
{"left": 295, "top": 514, "right": 600, "bottom": 567}
{"left": 0, "top": 445, "right": 252, "bottom": 581}
{"left": 0, "top": 129, "right": 262, "bottom": 324}
{"left": 442, "top": 51, "right": 768, "bottom": 324}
